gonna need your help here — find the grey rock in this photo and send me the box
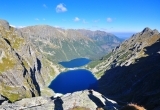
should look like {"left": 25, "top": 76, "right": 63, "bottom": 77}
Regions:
{"left": 152, "top": 29, "right": 159, "bottom": 35}
{"left": 0, "top": 19, "right": 59, "bottom": 102}
{"left": 0, "top": 95, "right": 5, "bottom": 101}
{"left": 0, "top": 49, "right": 2, "bottom": 56}
{"left": 0, "top": 90, "right": 119, "bottom": 110}
{"left": 88, "top": 27, "right": 160, "bottom": 110}
{"left": 0, "top": 19, "right": 10, "bottom": 30}
{"left": 142, "top": 27, "right": 152, "bottom": 34}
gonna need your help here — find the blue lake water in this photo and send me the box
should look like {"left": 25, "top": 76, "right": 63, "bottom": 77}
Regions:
{"left": 49, "top": 69, "right": 97, "bottom": 94}
{"left": 49, "top": 58, "right": 97, "bottom": 94}
{"left": 59, "top": 58, "right": 91, "bottom": 68}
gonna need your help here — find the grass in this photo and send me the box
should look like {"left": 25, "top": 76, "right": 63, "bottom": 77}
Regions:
{"left": 0, "top": 83, "right": 21, "bottom": 102}
{"left": 0, "top": 25, "right": 24, "bottom": 50}
{"left": 0, "top": 57, "right": 15, "bottom": 73}
{"left": 68, "top": 106, "right": 90, "bottom": 110}
{"left": 87, "top": 60, "right": 103, "bottom": 69}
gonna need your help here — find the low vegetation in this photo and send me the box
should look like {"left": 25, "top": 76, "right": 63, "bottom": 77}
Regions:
{"left": 68, "top": 106, "right": 90, "bottom": 110}
{"left": 121, "top": 103, "right": 146, "bottom": 110}
{"left": 0, "top": 56, "right": 16, "bottom": 73}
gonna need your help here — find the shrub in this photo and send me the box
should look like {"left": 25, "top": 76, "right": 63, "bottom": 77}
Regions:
{"left": 68, "top": 106, "right": 90, "bottom": 110}
{"left": 120, "top": 103, "right": 146, "bottom": 110}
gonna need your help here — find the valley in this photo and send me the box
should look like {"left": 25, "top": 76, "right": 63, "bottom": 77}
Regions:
{"left": 0, "top": 19, "right": 160, "bottom": 110}
{"left": 19, "top": 25, "right": 122, "bottom": 62}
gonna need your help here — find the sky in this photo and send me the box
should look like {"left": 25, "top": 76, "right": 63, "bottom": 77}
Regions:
{"left": 0, "top": 0, "right": 160, "bottom": 33}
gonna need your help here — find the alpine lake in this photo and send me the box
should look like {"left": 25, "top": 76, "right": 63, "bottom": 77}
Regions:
{"left": 49, "top": 58, "right": 97, "bottom": 94}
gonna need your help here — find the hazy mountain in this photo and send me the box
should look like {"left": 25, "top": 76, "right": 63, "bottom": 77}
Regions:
{"left": 20, "top": 26, "right": 123, "bottom": 62}
{"left": 77, "top": 29, "right": 123, "bottom": 51}
{"left": 0, "top": 19, "right": 61, "bottom": 102}
{"left": 87, "top": 27, "right": 160, "bottom": 109}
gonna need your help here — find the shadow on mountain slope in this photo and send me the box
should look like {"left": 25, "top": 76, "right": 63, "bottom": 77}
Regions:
{"left": 98, "top": 39, "right": 160, "bottom": 109}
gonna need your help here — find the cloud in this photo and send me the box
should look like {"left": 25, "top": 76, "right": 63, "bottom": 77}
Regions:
{"left": 100, "top": 28, "right": 108, "bottom": 31}
{"left": 74, "top": 17, "right": 80, "bottom": 22}
{"left": 35, "top": 18, "right": 39, "bottom": 21}
{"left": 17, "top": 26, "right": 25, "bottom": 28}
{"left": 43, "top": 18, "right": 46, "bottom": 20}
{"left": 107, "top": 18, "right": 112, "bottom": 22}
{"left": 82, "top": 19, "right": 88, "bottom": 24}
{"left": 54, "top": 25, "right": 60, "bottom": 28}
{"left": 92, "top": 25, "right": 98, "bottom": 28}
{"left": 56, "top": 3, "right": 67, "bottom": 13}
{"left": 93, "top": 19, "right": 100, "bottom": 23}
{"left": 62, "top": 19, "right": 66, "bottom": 22}
{"left": 10, "top": 25, "right": 25, "bottom": 28}
{"left": 10, "top": 25, "right": 16, "bottom": 28}
{"left": 43, "top": 4, "right": 47, "bottom": 8}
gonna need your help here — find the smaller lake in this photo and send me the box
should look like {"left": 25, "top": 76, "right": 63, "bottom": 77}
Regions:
{"left": 59, "top": 58, "right": 91, "bottom": 68}
{"left": 49, "top": 69, "right": 97, "bottom": 94}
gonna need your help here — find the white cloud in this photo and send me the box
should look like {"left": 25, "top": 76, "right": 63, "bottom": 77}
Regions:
{"left": 62, "top": 19, "right": 66, "bottom": 22}
{"left": 74, "top": 17, "right": 80, "bottom": 22}
{"left": 17, "top": 26, "right": 25, "bottom": 28}
{"left": 10, "top": 25, "right": 25, "bottom": 28}
{"left": 82, "top": 19, "right": 88, "bottom": 24}
{"left": 10, "top": 25, "right": 16, "bottom": 28}
{"left": 101, "top": 28, "right": 108, "bottom": 32}
{"left": 56, "top": 3, "right": 67, "bottom": 13}
{"left": 93, "top": 19, "right": 100, "bottom": 23}
{"left": 43, "top": 4, "right": 47, "bottom": 8}
{"left": 107, "top": 18, "right": 112, "bottom": 22}
{"left": 54, "top": 25, "right": 60, "bottom": 28}
{"left": 35, "top": 18, "right": 39, "bottom": 21}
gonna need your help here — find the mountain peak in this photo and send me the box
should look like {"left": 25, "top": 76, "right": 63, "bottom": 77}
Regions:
{"left": 141, "top": 27, "right": 152, "bottom": 33}
{"left": 153, "top": 29, "right": 159, "bottom": 34}
{"left": 0, "top": 19, "right": 10, "bottom": 30}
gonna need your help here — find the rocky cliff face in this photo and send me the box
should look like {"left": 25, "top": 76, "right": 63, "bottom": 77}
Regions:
{"left": 87, "top": 28, "right": 160, "bottom": 109}
{"left": 0, "top": 19, "right": 60, "bottom": 102}
{"left": 19, "top": 26, "right": 122, "bottom": 62}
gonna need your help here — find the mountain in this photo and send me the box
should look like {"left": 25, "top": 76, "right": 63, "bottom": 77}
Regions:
{"left": 0, "top": 19, "right": 61, "bottom": 102}
{"left": 87, "top": 27, "right": 160, "bottom": 109}
{"left": 19, "top": 26, "right": 123, "bottom": 62}
{"left": 77, "top": 29, "right": 123, "bottom": 52}
{"left": 0, "top": 19, "right": 149, "bottom": 109}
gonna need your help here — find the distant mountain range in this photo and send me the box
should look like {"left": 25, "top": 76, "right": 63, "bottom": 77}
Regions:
{"left": 87, "top": 27, "right": 160, "bottom": 109}
{"left": 19, "top": 25, "right": 123, "bottom": 62}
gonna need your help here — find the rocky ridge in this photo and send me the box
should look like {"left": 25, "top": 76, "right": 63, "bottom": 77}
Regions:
{"left": 0, "top": 19, "right": 62, "bottom": 102}
{"left": 19, "top": 26, "right": 122, "bottom": 62}
{"left": 87, "top": 27, "right": 160, "bottom": 76}
{"left": 0, "top": 90, "right": 119, "bottom": 110}
{"left": 87, "top": 27, "right": 160, "bottom": 109}
{"left": 0, "top": 19, "right": 121, "bottom": 110}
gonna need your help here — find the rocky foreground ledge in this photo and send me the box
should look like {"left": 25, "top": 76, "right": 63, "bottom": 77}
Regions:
{"left": 0, "top": 90, "right": 119, "bottom": 110}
